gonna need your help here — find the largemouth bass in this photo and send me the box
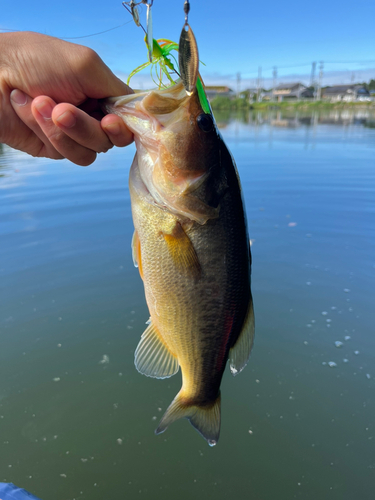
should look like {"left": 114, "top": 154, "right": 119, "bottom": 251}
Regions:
{"left": 104, "top": 26, "right": 254, "bottom": 446}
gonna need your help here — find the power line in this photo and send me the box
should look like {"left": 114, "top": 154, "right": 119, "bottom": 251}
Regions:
{"left": 241, "top": 60, "right": 375, "bottom": 78}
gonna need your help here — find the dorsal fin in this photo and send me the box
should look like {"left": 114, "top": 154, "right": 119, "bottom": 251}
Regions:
{"left": 135, "top": 320, "right": 179, "bottom": 379}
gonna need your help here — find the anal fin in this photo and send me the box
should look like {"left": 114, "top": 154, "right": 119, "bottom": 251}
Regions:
{"left": 135, "top": 320, "right": 179, "bottom": 379}
{"left": 229, "top": 297, "right": 255, "bottom": 376}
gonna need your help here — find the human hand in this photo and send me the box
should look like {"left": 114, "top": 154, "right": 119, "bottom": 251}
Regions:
{"left": 0, "top": 31, "right": 133, "bottom": 166}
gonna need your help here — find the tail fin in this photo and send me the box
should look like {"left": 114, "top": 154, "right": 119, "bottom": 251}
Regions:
{"left": 155, "top": 391, "right": 221, "bottom": 446}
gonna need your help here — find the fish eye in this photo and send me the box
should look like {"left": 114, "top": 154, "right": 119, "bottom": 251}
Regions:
{"left": 197, "top": 113, "right": 214, "bottom": 132}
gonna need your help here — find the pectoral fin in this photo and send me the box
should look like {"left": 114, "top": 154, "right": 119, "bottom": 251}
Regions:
{"left": 162, "top": 222, "right": 201, "bottom": 279}
{"left": 229, "top": 297, "right": 255, "bottom": 376}
{"left": 135, "top": 320, "right": 179, "bottom": 379}
{"left": 131, "top": 230, "right": 143, "bottom": 279}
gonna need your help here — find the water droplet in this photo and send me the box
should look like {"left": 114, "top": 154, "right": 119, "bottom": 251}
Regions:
{"left": 208, "top": 440, "right": 217, "bottom": 447}
{"left": 334, "top": 341, "right": 343, "bottom": 348}
{"left": 344, "top": 336, "right": 351, "bottom": 341}
{"left": 366, "top": 374, "right": 371, "bottom": 380}
{"left": 354, "top": 351, "right": 360, "bottom": 355}
{"left": 322, "top": 311, "right": 328, "bottom": 316}
{"left": 344, "top": 288, "right": 350, "bottom": 293}
{"left": 328, "top": 362, "right": 337, "bottom": 368}
{"left": 343, "top": 359, "right": 349, "bottom": 363}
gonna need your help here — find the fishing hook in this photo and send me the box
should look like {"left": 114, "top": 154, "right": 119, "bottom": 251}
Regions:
{"left": 122, "top": 0, "right": 153, "bottom": 62}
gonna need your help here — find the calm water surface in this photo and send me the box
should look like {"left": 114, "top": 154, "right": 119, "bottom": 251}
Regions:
{"left": 1, "top": 110, "right": 374, "bottom": 499}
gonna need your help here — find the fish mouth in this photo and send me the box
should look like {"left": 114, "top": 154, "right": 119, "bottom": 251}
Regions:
{"left": 103, "top": 81, "right": 189, "bottom": 124}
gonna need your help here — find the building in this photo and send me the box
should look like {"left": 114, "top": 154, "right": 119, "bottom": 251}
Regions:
{"left": 204, "top": 86, "right": 234, "bottom": 101}
{"left": 241, "top": 88, "right": 263, "bottom": 102}
{"left": 322, "top": 85, "right": 370, "bottom": 102}
{"left": 272, "top": 83, "right": 314, "bottom": 102}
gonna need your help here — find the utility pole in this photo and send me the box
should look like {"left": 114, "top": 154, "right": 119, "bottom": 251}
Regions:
{"left": 257, "top": 66, "right": 262, "bottom": 102}
{"left": 310, "top": 62, "right": 316, "bottom": 100}
{"left": 236, "top": 72, "right": 241, "bottom": 99}
{"left": 310, "top": 61, "right": 316, "bottom": 87}
{"left": 317, "top": 61, "right": 324, "bottom": 101}
{"left": 272, "top": 66, "right": 277, "bottom": 101}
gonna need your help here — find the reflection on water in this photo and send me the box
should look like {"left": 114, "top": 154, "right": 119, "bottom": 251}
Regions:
{"left": 0, "top": 112, "right": 374, "bottom": 500}
{"left": 214, "top": 108, "right": 375, "bottom": 128}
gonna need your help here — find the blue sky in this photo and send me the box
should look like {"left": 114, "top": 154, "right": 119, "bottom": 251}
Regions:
{"left": 2, "top": 0, "right": 375, "bottom": 89}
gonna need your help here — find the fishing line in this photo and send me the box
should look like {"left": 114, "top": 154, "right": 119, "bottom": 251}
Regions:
{"left": 0, "top": 20, "right": 132, "bottom": 40}
{"left": 60, "top": 21, "right": 132, "bottom": 39}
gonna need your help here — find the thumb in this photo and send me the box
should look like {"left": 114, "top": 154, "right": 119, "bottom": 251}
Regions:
{"left": 77, "top": 50, "right": 133, "bottom": 99}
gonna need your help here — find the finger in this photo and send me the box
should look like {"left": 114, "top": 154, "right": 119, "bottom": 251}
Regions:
{"left": 101, "top": 114, "right": 134, "bottom": 148}
{"left": 51, "top": 103, "right": 114, "bottom": 153}
{"left": 31, "top": 96, "right": 97, "bottom": 166}
{"left": 10, "top": 89, "right": 63, "bottom": 159}
{"left": 77, "top": 49, "right": 134, "bottom": 99}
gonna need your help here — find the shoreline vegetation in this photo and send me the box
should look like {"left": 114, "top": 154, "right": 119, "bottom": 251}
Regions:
{"left": 210, "top": 96, "right": 375, "bottom": 111}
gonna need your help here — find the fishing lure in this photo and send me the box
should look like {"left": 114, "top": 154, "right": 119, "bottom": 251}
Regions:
{"left": 122, "top": 0, "right": 210, "bottom": 113}
{"left": 128, "top": 38, "right": 180, "bottom": 88}
{"left": 123, "top": 0, "right": 180, "bottom": 88}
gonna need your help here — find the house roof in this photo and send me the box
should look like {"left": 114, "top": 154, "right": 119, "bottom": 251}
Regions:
{"left": 322, "top": 85, "right": 369, "bottom": 95}
{"left": 274, "top": 82, "right": 305, "bottom": 91}
{"left": 205, "top": 86, "right": 233, "bottom": 92}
